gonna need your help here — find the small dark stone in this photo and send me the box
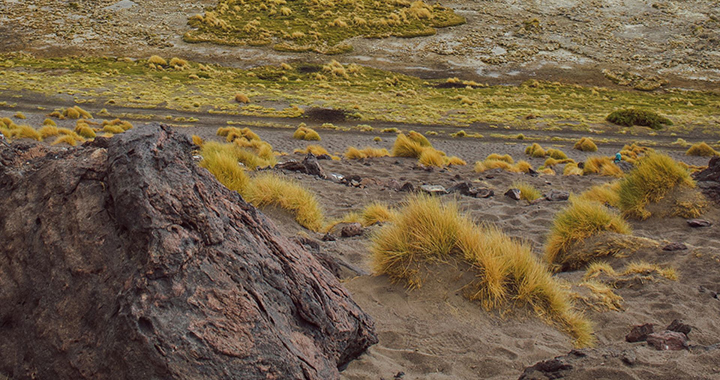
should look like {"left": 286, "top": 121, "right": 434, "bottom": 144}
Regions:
{"left": 399, "top": 182, "right": 415, "bottom": 192}
{"left": 340, "top": 223, "right": 364, "bottom": 238}
{"left": 303, "top": 153, "right": 327, "bottom": 179}
{"left": 687, "top": 219, "right": 712, "bottom": 227}
{"left": 527, "top": 168, "right": 539, "bottom": 177}
{"left": 626, "top": 323, "right": 654, "bottom": 342}
{"left": 447, "top": 182, "right": 474, "bottom": 196}
{"left": 420, "top": 185, "right": 448, "bottom": 195}
{"left": 621, "top": 350, "right": 637, "bottom": 366}
{"left": 545, "top": 190, "right": 570, "bottom": 201}
{"left": 474, "top": 188, "right": 494, "bottom": 198}
{"left": 322, "top": 233, "right": 336, "bottom": 242}
{"left": 667, "top": 319, "right": 692, "bottom": 336}
{"left": 393, "top": 371, "right": 405, "bottom": 379}
{"left": 485, "top": 174, "right": 495, "bottom": 179}
{"left": 647, "top": 331, "right": 688, "bottom": 351}
{"left": 662, "top": 242, "right": 687, "bottom": 251}
{"left": 505, "top": 188, "right": 522, "bottom": 200}
{"left": 316, "top": 154, "right": 332, "bottom": 160}
{"left": 532, "top": 359, "right": 572, "bottom": 373}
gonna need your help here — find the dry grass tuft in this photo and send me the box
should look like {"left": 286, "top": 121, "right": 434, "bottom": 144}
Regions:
{"left": 345, "top": 146, "right": 390, "bottom": 159}
{"left": 199, "top": 142, "right": 250, "bottom": 192}
{"left": 361, "top": 202, "right": 396, "bottom": 226}
{"left": 293, "top": 126, "right": 321, "bottom": 141}
{"left": 623, "top": 262, "right": 678, "bottom": 281}
{"left": 39, "top": 125, "right": 59, "bottom": 139}
{"left": 418, "top": 148, "right": 445, "bottom": 167}
{"left": 51, "top": 134, "right": 78, "bottom": 146}
{"left": 545, "top": 198, "right": 631, "bottom": 270}
{"left": 617, "top": 153, "right": 696, "bottom": 219}
{"left": 148, "top": 55, "right": 168, "bottom": 66}
{"left": 447, "top": 156, "right": 467, "bottom": 166}
{"left": 235, "top": 93, "right": 250, "bottom": 103}
{"left": 392, "top": 133, "right": 427, "bottom": 158}
{"left": 14, "top": 112, "right": 26, "bottom": 119}
{"left": 686, "top": 142, "right": 718, "bottom": 157}
{"left": 574, "top": 137, "right": 598, "bottom": 152}
{"left": 43, "top": 118, "right": 57, "bottom": 126}
{"left": 243, "top": 173, "right": 324, "bottom": 231}
{"left": 11, "top": 125, "right": 42, "bottom": 141}
{"left": 563, "top": 162, "right": 584, "bottom": 176}
{"left": 191, "top": 135, "right": 204, "bottom": 146}
{"left": 513, "top": 181, "right": 542, "bottom": 201}
{"left": 583, "top": 156, "right": 623, "bottom": 177}
{"left": 577, "top": 182, "right": 621, "bottom": 207}
{"left": 583, "top": 262, "right": 618, "bottom": 280}
{"left": 371, "top": 194, "right": 593, "bottom": 347}
{"left": 525, "top": 143, "right": 546, "bottom": 158}
{"left": 75, "top": 122, "right": 96, "bottom": 138}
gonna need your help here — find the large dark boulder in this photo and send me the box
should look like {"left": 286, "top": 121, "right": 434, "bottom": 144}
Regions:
{"left": 0, "top": 124, "right": 376, "bottom": 379}
{"left": 694, "top": 156, "right": 720, "bottom": 204}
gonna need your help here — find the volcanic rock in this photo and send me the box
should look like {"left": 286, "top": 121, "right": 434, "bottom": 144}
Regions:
{"left": 303, "top": 153, "right": 327, "bottom": 178}
{"left": 667, "top": 319, "right": 692, "bottom": 336}
{"left": 505, "top": 188, "right": 522, "bottom": 200}
{"left": 626, "top": 323, "right": 654, "bottom": 342}
{"left": 341, "top": 223, "right": 364, "bottom": 238}
{"left": 545, "top": 189, "right": 570, "bottom": 201}
{"left": 399, "top": 182, "right": 415, "bottom": 192}
{"left": 0, "top": 124, "right": 376, "bottom": 379}
{"left": 420, "top": 184, "right": 448, "bottom": 195}
{"left": 687, "top": 219, "right": 712, "bottom": 228}
{"left": 662, "top": 242, "right": 687, "bottom": 251}
{"left": 647, "top": 331, "right": 689, "bottom": 351}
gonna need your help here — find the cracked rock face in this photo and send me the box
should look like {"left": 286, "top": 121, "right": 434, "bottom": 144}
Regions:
{"left": 0, "top": 124, "right": 376, "bottom": 379}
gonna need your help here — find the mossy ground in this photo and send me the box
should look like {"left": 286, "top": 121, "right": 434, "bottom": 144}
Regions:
{"left": 183, "top": 0, "right": 465, "bottom": 53}
{"left": 1, "top": 54, "right": 718, "bottom": 140}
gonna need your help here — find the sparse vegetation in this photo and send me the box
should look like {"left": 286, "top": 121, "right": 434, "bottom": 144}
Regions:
{"left": 573, "top": 137, "right": 598, "bottom": 152}
{"left": 243, "top": 173, "right": 324, "bottom": 231}
{"left": 686, "top": 142, "right": 718, "bottom": 157}
{"left": 293, "top": 126, "right": 321, "bottom": 141}
{"left": 361, "top": 202, "right": 395, "bottom": 226}
{"left": 345, "top": 146, "right": 390, "bottom": 159}
{"left": 545, "top": 198, "right": 632, "bottom": 270}
{"left": 183, "top": 0, "right": 465, "bottom": 54}
{"left": 513, "top": 181, "right": 542, "bottom": 201}
{"left": 606, "top": 108, "right": 673, "bottom": 130}
{"left": 617, "top": 153, "right": 701, "bottom": 219}
{"left": 371, "top": 194, "right": 593, "bottom": 347}
{"left": 583, "top": 156, "right": 623, "bottom": 177}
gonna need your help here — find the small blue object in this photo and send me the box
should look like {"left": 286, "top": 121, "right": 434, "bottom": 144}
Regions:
{"left": 614, "top": 153, "right": 622, "bottom": 163}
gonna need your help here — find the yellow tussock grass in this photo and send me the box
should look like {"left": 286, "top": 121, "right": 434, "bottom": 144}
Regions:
{"left": 545, "top": 198, "right": 631, "bottom": 269}
{"left": 293, "top": 126, "right": 321, "bottom": 141}
{"left": 14, "top": 112, "right": 26, "bottom": 119}
{"left": 446, "top": 156, "right": 467, "bottom": 166}
{"left": 577, "top": 280, "right": 624, "bottom": 312}
{"left": 191, "top": 135, "right": 204, "bottom": 146}
{"left": 294, "top": 145, "right": 333, "bottom": 159}
{"left": 418, "top": 148, "right": 444, "bottom": 167}
{"left": 583, "top": 262, "right": 618, "bottom": 280}
{"left": 623, "top": 262, "right": 678, "bottom": 281}
{"left": 235, "top": 93, "right": 250, "bottom": 103}
{"left": 371, "top": 194, "right": 593, "bottom": 347}
{"left": 407, "top": 131, "right": 431, "bottom": 147}
{"left": 243, "top": 173, "right": 324, "bottom": 231}
{"left": 43, "top": 118, "right": 57, "bottom": 127}
{"left": 617, "top": 153, "right": 695, "bottom": 219}
{"left": 75, "top": 123, "right": 96, "bottom": 139}
{"left": 102, "top": 118, "right": 133, "bottom": 131}
{"left": 39, "top": 125, "right": 59, "bottom": 139}
{"left": 361, "top": 202, "right": 396, "bottom": 226}
{"left": 577, "top": 182, "right": 621, "bottom": 207}
{"left": 547, "top": 148, "right": 568, "bottom": 160}
{"left": 513, "top": 181, "right": 542, "bottom": 201}
{"left": 563, "top": 162, "right": 583, "bottom": 176}
{"left": 583, "top": 156, "right": 622, "bottom": 177}
{"left": 344, "top": 146, "right": 391, "bottom": 159}
{"left": 392, "top": 133, "right": 426, "bottom": 158}
{"left": 686, "top": 142, "right": 718, "bottom": 157}
{"left": 103, "top": 125, "right": 125, "bottom": 134}
{"left": 486, "top": 153, "right": 514, "bottom": 164}
{"left": 12, "top": 125, "right": 42, "bottom": 141}
{"left": 574, "top": 137, "right": 598, "bottom": 152}
{"left": 199, "top": 143, "right": 250, "bottom": 192}
{"left": 525, "top": 143, "right": 546, "bottom": 158}
{"left": 52, "top": 135, "right": 78, "bottom": 146}
{"left": 148, "top": 55, "right": 168, "bottom": 66}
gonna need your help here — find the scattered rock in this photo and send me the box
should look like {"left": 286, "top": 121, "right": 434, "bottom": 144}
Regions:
{"left": 505, "top": 188, "right": 522, "bottom": 200}
{"left": 518, "top": 358, "right": 573, "bottom": 380}
{"left": 322, "top": 233, "right": 337, "bottom": 242}
{"left": 420, "top": 184, "right": 448, "bottom": 195}
{"left": 626, "top": 323, "right": 654, "bottom": 342}
{"left": 545, "top": 189, "right": 569, "bottom": 201}
{"left": 667, "top": 320, "right": 692, "bottom": 336}
{"left": 694, "top": 156, "right": 720, "bottom": 182}
{"left": 647, "top": 331, "right": 688, "bottom": 351}
{"left": 399, "top": 182, "right": 415, "bottom": 192}
{"left": 412, "top": 163, "right": 434, "bottom": 172}
{"left": 316, "top": 154, "right": 333, "bottom": 160}
{"left": 527, "top": 168, "right": 539, "bottom": 177}
{"left": 329, "top": 173, "right": 345, "bottom": 183}
{"left": 303, "top": 153, "right": 327, "bottom": 179}
{"left": 341, "top": 223, "right": 364, "bottom": 238}
{"left": 616, "top": 161, "right": 634, "bottom": 172}
{"left": 621, "top": 349, "right": 637, "bottom": 366}
{"left": 447, "top": 181, "right": 474, "bottom": 196}
{"left": 475, "top": 188, "right": 495, "bottom": 198}
{"left": 662, "top": 242, "right": 687, "bottom": 251}
{"left": 0, "top": 125, "right": 377, "bottom": 379}
{"left": 687, "top": 219, "right": 712, "bottom": 228}
{"left": 276, "top": 160, "right": 306, "bottom": 172}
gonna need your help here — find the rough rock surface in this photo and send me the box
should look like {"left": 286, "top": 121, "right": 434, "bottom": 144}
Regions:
{"left": 626, "top": 323, "right": 654, "bottom": 343}
{"left": 647, "top": 331, "right": 689, "bottom": 351}
{"left": 0, "top": 124, "right": 376, "bottom": 379}
{"left": 695, "top": 156, "right": 720, "bottom": 205}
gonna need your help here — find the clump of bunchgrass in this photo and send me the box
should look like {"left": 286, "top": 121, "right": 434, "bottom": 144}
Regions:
{"left": 577, "top": 182, "right": 621, "bottom": 207}
{"left": 51, "top": 134, "right": 78, "bottom": 146}
{"left": 606, "top": 108, "right": 673, "bottom": 130}
{"left": 243, "top": 172, "right": 324, "bottom": 231}
{"left": 686, "top": 142, "right": 718, "bottom": 157}
{"left": 371, "top": 194, "right": 594, "bottom": 346}
{"left": 418, "top": 148, "right": 445, "bottom": 167}
{"left": 583, "top": 156, "right": 623, "bottom": 177}
{"left": 617, "top": 153, "right": 697, "bottom": 219}
{"left": 545, "top": 198, "right": 631, "bottom": 271}
{"left": 574, "top": 137, "right": 598, "bottom": 152}
{"left": 293, "top": 126, "right": 321, "bottom": 141}
{"left": 235, "top": 93, "right": 250, "bottom": 103}
{"left": 512, "top": 181, "right": 542, "bottom": 201}
{"left": 39, "top": 125, "right": 59, "bottom": 139}
{"left": 75, "top": 121, "right": 96, "bottom": 138}
{"left": 525, "top": 143, "right": 546, "bottom": 158}
{"left": 344, "top": 146, "right": 390, "bottom": 159}
{"left": 361, "top": 202, "right": 396, "bottom": 226}
{"left": 474, "top": 154, "right": 530, "bottom": 173}
{"left": 199, "top": 142, "right": 251, "bottom": 192}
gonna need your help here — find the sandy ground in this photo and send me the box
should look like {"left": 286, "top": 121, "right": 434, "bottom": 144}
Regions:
{"left": 1, "top": 0, "right": 718, "bottom": 88}
{"left": 190, "top": 125, "right": 720, "bottom": 379}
